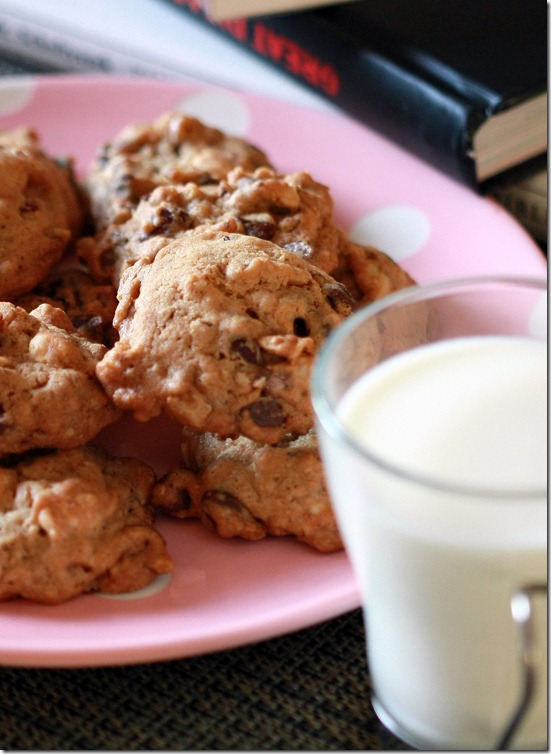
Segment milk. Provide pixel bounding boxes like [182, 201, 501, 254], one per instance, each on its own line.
[339, 336, 547, 492]
[323, 335, 547, 749]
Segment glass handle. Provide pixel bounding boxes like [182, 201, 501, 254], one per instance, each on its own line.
[496, 583, 547, 750]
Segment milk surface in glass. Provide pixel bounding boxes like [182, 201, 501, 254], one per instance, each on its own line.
[331, 335, 547, 749]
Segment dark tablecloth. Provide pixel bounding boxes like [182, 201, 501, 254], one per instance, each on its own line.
[1, 609, 411, 751]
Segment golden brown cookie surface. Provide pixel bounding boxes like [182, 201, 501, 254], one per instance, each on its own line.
[96, 229, 354, 444]
[15, 266, 118, 346]
[78, 166, 340, 285]
[0, 129, 85, 300]
[152, 427, 342, 553]
[0, 302, 120, 455]
[85, 112, 270, 232]
[0, 445, 172, 603]
[332, 234, 416, 307]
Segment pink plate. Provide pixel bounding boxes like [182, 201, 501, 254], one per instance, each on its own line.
[0, 75, 545, 668]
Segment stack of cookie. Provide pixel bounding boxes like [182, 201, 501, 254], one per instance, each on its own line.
[79, 112, 414, 556]
[0, 112, 414, 603]
[0, 128, 172, 603]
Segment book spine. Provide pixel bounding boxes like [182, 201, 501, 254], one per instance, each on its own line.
[165, 0, 479, 189]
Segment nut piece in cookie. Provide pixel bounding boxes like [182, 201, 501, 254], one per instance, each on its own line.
[0, 128, 85, 300]
[96, 229, 355, 444]
[0, 445, 172, 603]
[84, 112, 270, 231]
[0, 302, 121, 456]
[152, 427, 342, 553]
[78, 166, 340, 285]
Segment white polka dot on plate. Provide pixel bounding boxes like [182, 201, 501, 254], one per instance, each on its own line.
[175, 89, 250, 136]
[95, 572, 172, 601]
[349, 204, 430, 260]
[0, 76, 36, 114]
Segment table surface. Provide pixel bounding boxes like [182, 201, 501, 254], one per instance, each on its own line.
[0, 54, 413, 751]
[2, 609, 413, 751]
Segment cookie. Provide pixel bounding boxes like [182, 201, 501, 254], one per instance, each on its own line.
[152, 427, 342, 552]
[84, 112, 270, 231]
[332, 236, 434, 364]
[0, 127, 86, 300]
[78, 166, 340, 284]
[220, 167, 340, 272]
[15, 266, 118, 346]
[96, 229, 355, 444]
[9, 128, 87, 239]
[0, 445, 172, 603]
[0, 302, 121, 456]
[332, 234, 416, 307]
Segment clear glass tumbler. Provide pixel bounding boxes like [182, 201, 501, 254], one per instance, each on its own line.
[312, 276, 547, 750]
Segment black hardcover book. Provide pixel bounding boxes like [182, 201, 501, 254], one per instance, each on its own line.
[166, 0, 547, 190]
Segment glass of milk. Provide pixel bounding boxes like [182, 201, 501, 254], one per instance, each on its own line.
[311, 276, 547, 750]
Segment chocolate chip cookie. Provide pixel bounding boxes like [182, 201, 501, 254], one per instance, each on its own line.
[78, 165, 340, 285]
[332, 234, 416, 307]
[84, 112, 270, 232]
[0, 302, 120, 456]
[15, 266, 118, 346]
[96, 229, 355, 444]
[151, 427, 342, 552]
[0, 128, 85, 300]
[0, 445, 172, 603]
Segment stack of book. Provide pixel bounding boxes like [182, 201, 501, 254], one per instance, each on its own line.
[180, 0, 547, 245]
[0, 0, 545, 244]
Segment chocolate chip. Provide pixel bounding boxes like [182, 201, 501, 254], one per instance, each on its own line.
[293, 317, 310, 337]
[20, 202, 39, 213]
[242, 218, 276, 240]
[145, 206, 191, 238]
[202, 490, 243, 512]
[231, 338, 259, 364]
[245, 399, 284, 427]
[196, 173, 218, 186]
[322, 281, 356, 315]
